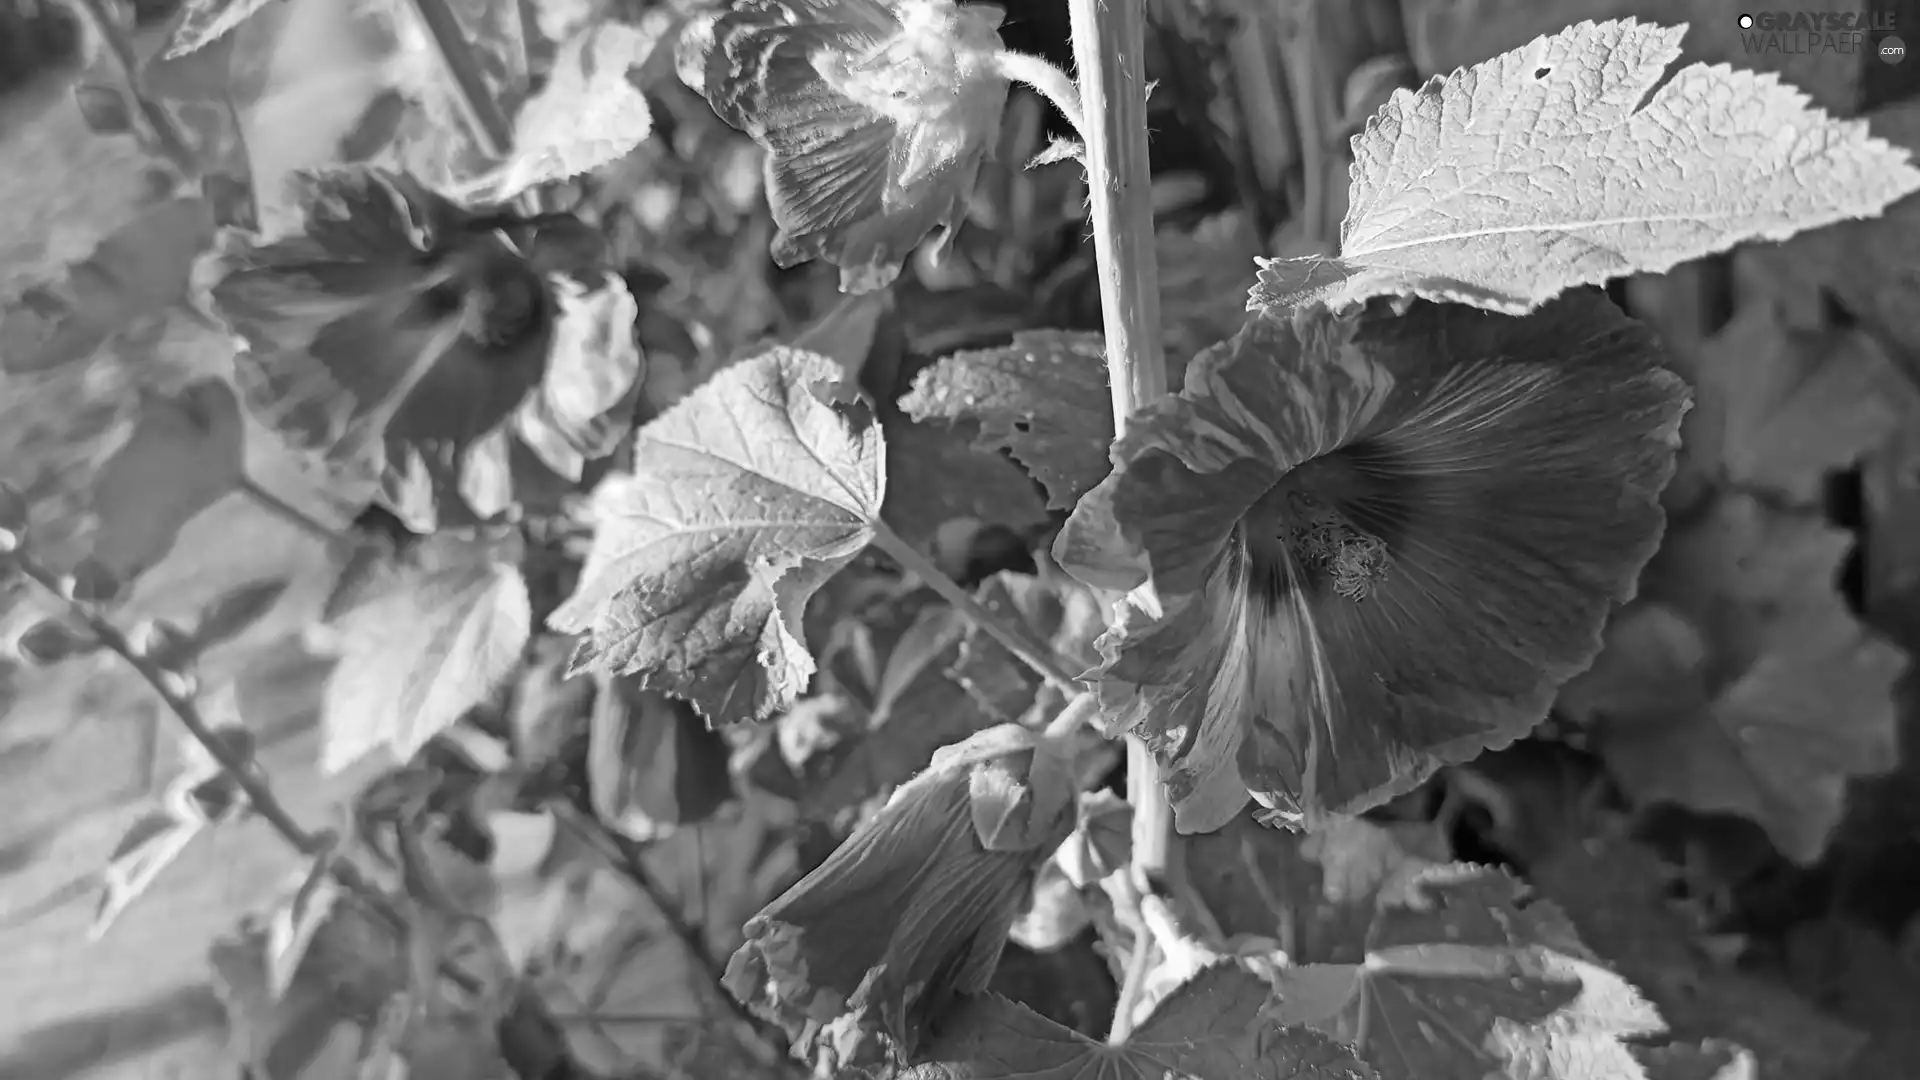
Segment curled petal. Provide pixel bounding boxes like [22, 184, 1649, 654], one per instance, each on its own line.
[1056, 292, 1689, 831]
[724, 724, 1075, 1075]
[690, 0, 1010, 293]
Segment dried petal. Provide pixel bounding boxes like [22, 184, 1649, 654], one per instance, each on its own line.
[690, 0, 1010, 292]
[724, 724, 1075, 1075]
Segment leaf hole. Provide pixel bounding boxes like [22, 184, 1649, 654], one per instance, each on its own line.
[1533, 66, 1552, 80]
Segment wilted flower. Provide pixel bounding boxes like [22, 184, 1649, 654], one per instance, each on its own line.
[724, 723, 1076, 1075]
[1054, 292, 1690, 834]
[204, 168, 642, 529]
[681, 0, 1013, 293]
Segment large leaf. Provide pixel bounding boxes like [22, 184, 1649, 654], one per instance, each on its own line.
[1530, 837, 1865, 1079]
[902, 964, 1378, 1080]
[897, 331, 1115, 510]
[1401, 0, 1867, 115]
[321, 558, 533, 773]
[549, 347, 885, 726]
[1676, 305, 1919, 505]
[1270, 864, 1674, 1080]
[1250, 19, 1920, 316]
[1564, 495, 1907, 862]
[88, 378, 248, 581]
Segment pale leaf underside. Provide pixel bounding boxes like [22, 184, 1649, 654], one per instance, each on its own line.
[1252, 18, 1920, 316]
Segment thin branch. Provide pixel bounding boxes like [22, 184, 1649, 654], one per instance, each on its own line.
[6, 546, 486, 995]
[867, 521, 1083, 693]
[237, 476, 349, 547]
[551, 806, 796, 1073]
[407, 0, 514, 160]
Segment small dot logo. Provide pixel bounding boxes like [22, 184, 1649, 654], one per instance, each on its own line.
[1739, 13, 1753, 28]
[1883, 34, 1907, 63]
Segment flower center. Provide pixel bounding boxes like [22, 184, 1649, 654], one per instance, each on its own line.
[1274, 489, 1391, 602]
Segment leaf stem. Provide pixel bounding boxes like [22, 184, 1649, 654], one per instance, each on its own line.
[406, 0, 514, 160]
[237, 476, 349, 547]
[1066, 0, 1177, 1044]
[552, 806, 794, 1072]
[867, 521, 1082, 693]
[3, 543, 485, 995]
[71, 0, 200, 178]
[992, 49, 1088, 142]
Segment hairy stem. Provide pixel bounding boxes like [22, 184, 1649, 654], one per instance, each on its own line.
[1066, 0, 1175, 1044]
[5, 546, 484, 995]
[406, 0, 514, 160]
[992, 49, 1088, 142]
[868, 521, 1082, 693]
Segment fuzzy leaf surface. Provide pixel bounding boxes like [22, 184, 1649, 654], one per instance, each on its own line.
[549, 347, 884, 726]
[902, 964, 1378, 1079]
[898, 331, 1114, 509]
[321, 559, 533, 774]
[1250, 19, 1920, 316]
[1401, 0, 1865, 115]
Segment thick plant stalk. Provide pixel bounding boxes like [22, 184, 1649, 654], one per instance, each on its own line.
[1066, 0, 1174, 1044]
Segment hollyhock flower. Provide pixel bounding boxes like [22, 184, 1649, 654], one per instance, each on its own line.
[204, 168, 642, 529]
[1053, 291, 1689, 834]
[682, 0, 1013, 294]
[724, 723, 1076, 1076]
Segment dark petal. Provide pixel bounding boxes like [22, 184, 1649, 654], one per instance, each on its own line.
[387, 247, 556, 445]
[725, 727, 1074, 1073]
[1057, 292, 1687, 831]
[727, 772, 1034, 1071]
[1237, 292, 1689, 823]
[288, 168, 466, 262]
